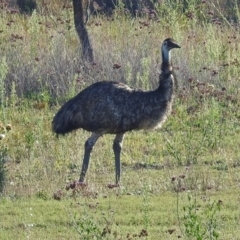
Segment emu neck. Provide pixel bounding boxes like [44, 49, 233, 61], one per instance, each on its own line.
[161, 47, 172, 74]
[157, 48, 174, 100]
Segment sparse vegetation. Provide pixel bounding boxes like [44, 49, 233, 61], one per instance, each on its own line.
[181, 194, 222, 240]
[0, 0, 240, 239]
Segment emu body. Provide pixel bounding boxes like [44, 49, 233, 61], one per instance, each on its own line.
[53, 81, 172, 134]
[52, 38, 180, 185]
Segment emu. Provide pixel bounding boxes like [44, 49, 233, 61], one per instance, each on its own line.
[52, 38, 180, 187]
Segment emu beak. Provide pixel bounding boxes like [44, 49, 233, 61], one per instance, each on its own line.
[171, 42, 181, 49]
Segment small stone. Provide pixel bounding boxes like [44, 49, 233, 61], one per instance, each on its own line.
[0, 134, 6, 140]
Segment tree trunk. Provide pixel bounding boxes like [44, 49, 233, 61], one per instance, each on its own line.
[72, 0, 94, 62]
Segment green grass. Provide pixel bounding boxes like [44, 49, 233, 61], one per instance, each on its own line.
[0, 1, 240, 239]
[0, 190, 240, 239]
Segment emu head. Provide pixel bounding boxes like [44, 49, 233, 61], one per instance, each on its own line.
[161, 38, 181, 63]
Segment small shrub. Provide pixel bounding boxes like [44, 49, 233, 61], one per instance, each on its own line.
[182, 194, 222, 240]
[72, 213, 102, 240]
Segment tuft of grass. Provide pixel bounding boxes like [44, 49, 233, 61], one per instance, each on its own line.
[181, 194, 222, 240]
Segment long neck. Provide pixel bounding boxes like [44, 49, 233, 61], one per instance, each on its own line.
[161, 46, 173, 74]
[157, 47, 175, 100]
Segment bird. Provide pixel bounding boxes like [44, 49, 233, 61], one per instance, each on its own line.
[52, 38, 180, 187]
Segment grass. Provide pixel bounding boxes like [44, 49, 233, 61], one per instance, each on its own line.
[0, 190, 240, 239]
[0, 0, 240, 239]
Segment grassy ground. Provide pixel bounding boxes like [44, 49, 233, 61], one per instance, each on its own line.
[0, 190, 239, 239]
[0, 1, 240, 239]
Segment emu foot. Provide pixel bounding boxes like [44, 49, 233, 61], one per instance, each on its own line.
[66, 181, 87, 191]
[107, 183, 120, 189]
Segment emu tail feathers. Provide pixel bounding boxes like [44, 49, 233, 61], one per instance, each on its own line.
[52, 103, 81, 135]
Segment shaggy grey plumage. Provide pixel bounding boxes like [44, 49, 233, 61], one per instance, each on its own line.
[52, 38, 180, 186]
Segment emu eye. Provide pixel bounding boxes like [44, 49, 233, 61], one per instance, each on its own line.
[163, 41, 167, 46]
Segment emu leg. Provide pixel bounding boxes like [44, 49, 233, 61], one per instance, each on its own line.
[113, 133, 124, 185]
[79, 132, 101, 183]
